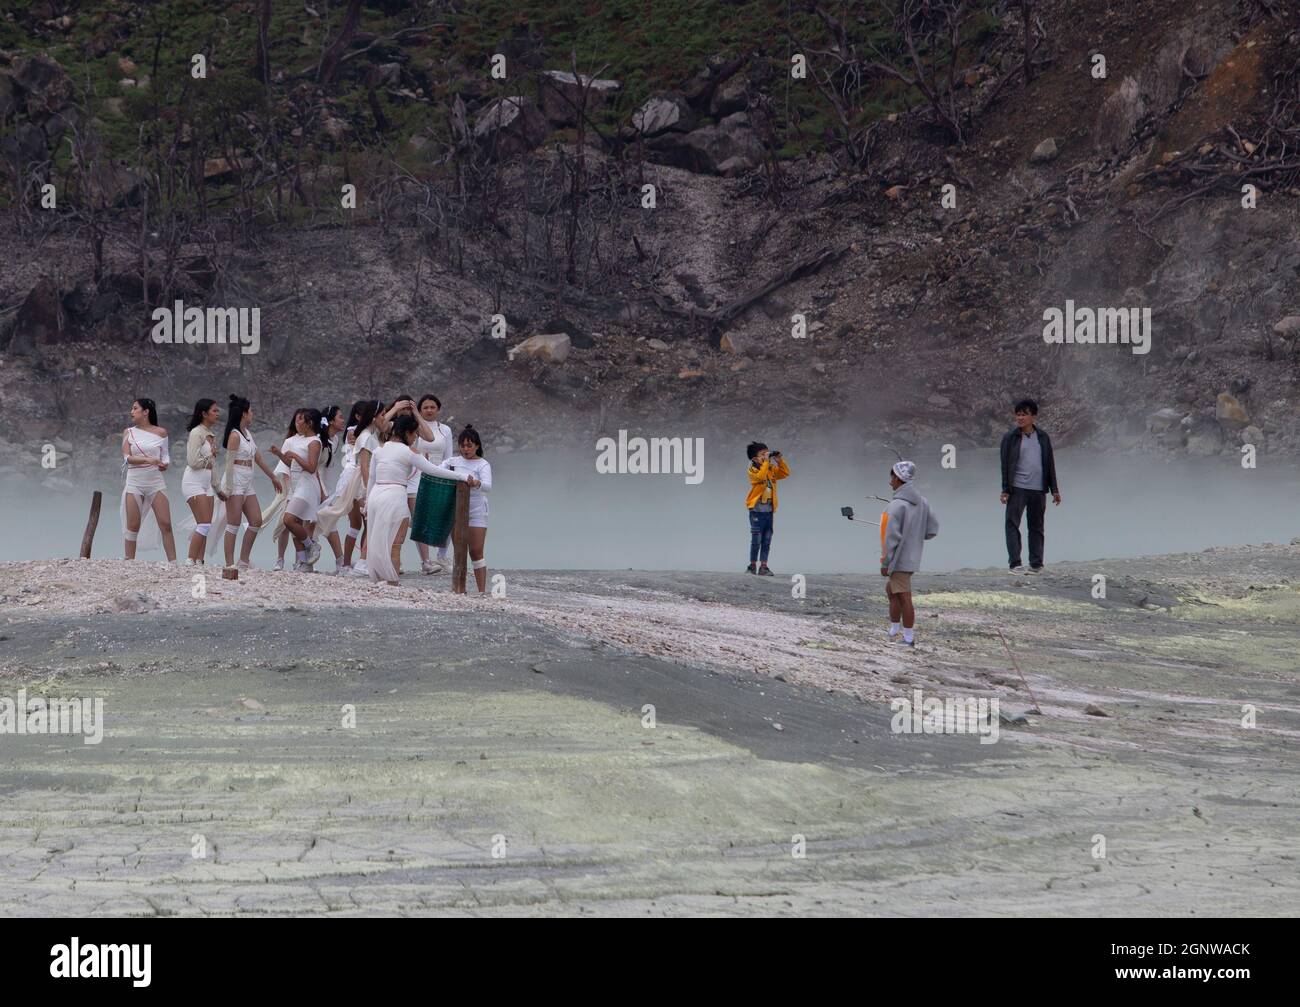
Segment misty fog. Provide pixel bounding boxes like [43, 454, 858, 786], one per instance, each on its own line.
[3, 442, 1294, 574]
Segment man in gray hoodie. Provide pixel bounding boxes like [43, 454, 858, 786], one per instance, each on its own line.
[879, 460, 940, 647]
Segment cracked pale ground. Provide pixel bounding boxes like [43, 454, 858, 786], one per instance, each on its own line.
[0, 549, 1296, 916]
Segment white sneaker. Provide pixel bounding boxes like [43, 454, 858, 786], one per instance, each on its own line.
[421, 559, 443, 575]
[336, 564, 351, 576]
[307, 537, 322, 565]
[1010, 565, 1026, 575]
[1027, 565, 1045, 575]
[273, 557, 284, 572]
[294, 561, 315, 573]
[236, 560, 252, 571]
[349, 560, 369, 577]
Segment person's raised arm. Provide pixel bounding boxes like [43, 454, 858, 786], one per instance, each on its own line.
[409, 451, 470, 483]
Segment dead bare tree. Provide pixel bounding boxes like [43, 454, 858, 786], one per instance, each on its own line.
[317, 0, 364, 85]
[861, 0, 975, 145]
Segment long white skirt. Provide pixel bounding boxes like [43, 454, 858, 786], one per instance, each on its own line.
[262, 482, 291, 541]
[366, 483, 409, 583]
[315, 465, 362, 536]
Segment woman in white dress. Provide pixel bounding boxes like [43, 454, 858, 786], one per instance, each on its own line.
[340, 400, 379, 579]
[365, 407, 478, 585]
[181, 398, 227, 564]
[276, 408, 327, 572]
[312, 404, 349, 572]
[410, 393, 454, 574]
[121, 396, 178, 562]
[316, 400, 366, 573]
[267, 410, 305, 571]
[220, 395, 283, 569]
[446, 424, 493, 593]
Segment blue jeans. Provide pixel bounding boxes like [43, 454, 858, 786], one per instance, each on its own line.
[748, 508, 773, 564]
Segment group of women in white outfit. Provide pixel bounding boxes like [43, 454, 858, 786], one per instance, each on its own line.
[120, 392, 494, 590]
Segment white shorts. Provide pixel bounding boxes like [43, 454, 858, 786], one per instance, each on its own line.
[231, 464, 255, 496]
[468, 496, 488, 529]
[182, 467, 212, 499]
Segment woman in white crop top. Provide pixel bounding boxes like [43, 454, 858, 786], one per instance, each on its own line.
[121, 396, 178, 563]
[220, 395, 283, 569]
[363, 405, 478, 585]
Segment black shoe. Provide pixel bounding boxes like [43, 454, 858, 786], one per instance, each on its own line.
[757, 565, 774, 576]
[746, 563, 757, 574]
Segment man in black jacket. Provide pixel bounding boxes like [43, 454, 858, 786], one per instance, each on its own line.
[999, 399, 1061, 574]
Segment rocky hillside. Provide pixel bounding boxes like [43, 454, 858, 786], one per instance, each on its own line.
[1, 0, 1299, 486]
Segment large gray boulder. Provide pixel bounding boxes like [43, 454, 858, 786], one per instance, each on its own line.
[473, 95, 550, 159]
[538, 70, 620, 126]
[629, 93, 696, 137]
[647, 111, 765, 175]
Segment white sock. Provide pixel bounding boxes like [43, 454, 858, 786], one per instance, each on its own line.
[296, 550, 307, 563]
[437, 548, 448, 559]
[903, 627, 914, 644]
[889, 622, 900, 637]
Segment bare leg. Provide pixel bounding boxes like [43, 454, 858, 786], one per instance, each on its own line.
[284, 513, 310, 553]
[224, 494, 245, 565]
[186, 493, 213, 563]
[153, 494, 177, 562]
[899, 593, 915, 630]
[240, 497, 264, 564]
[344, 503, 363, 565]
[124, 493, 142, 560]
[391, 517, 409, 580]
[468, 527, 487, 594]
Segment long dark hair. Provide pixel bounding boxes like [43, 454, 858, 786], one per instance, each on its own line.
[133, 397, 158, 426]
[319, 405, 340, 466]
[391, 414, 420, 444]
[352, 399, 382, 440]
[457, 424, 483, 458]
[223, 395, 249, 448]
[299, 407, 325, 467]
[284, 408, 304, 438]
[186, 398, 216, 432]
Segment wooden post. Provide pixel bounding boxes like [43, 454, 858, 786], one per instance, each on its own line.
[79, 490, 102, 559]
[452, 481, 469, 594]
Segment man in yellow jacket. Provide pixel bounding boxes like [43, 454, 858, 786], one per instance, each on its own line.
[746, 441, 791, 575]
